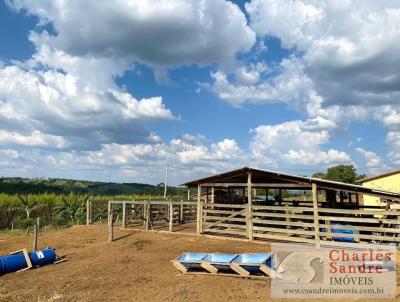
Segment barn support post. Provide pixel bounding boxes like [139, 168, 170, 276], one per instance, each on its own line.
[169, 200, 174, 232]
[122, 200, 126, 228]
[312, 183, 320, 248]
[247, 172, 253, 240]
[108, 201, 113, 242]
[196, 184, 202, 235]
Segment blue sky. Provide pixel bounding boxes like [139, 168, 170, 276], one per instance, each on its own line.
[0, 0, 399, 185]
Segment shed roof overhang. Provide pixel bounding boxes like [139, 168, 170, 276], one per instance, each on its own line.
[182, 167, 400, 201]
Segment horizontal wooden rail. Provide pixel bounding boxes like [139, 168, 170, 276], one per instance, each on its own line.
[319, 231, 400, 242]
[253, 219, 315, 228]
[203, 223, 246, 230]
[253, 226, 315, 236]
[204, 216, 246, 223]
[253, 233, 316, 244]
[318, 208, 400, 216]
[319, 224, 400, 233]
[252, 212, 315, 220]
[252, 205, 314, 212]
[203, 209, 247, 215]
[203, 203, 246, 209]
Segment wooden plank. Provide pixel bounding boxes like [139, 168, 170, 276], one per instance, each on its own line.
[204, 203, 246, 209]
[203, 223, 247, 230]
[197, 184, 201, 235]
[252, 219, 315, 228]
[253, 232, 316, 244]
[320, 216, 391, 224]
[203, 209, 246, 230]
[230, 263, 250, 276]
[204, 209, 247, 215]
[169, 200, 173, 232]
[204, 229, 247, 236]
[171, 260, 188, 273]
[33, 217, 39, 251]
[252, 212, 315, 220]
[201, 261, 218, 274]
[247, 172, 253, 241]
[253, 205, 314, 212]
[180, 199, 184, 222]
[183, 271, 267, 280]
[312, 183, 320, 248]
[122, 201, 126, 229]
[108, 201, 113, 242]
[253, 226, 315, 236]
[318, 208, 400, 216]
[9, 248, 33, 271]
[318, 231, 400, 242]
[204, 216, 247, 223]
[202, 182, 311, 188]
[319, 223, 400, 233]
[260, 264, 277, 278]
[86, 199, 90, 225]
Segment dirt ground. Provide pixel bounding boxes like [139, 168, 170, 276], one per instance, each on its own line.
[0, 225, 399, 302]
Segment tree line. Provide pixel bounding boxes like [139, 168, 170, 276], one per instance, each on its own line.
[0, 165, 367, 230]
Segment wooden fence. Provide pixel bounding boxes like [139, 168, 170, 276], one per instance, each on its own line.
[86, 200, 197, 241]
[200, 202, 400, 246]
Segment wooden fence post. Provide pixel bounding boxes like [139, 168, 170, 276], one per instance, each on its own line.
[312, 183, 320, 248]
[86, 199, 90, 226]
[169, 200, 173, 232]
[108, 201, 113, 242]
[122, 201, 126, 228]
[180, 199, 184, 223]
[33, 217, 39, 251]
[247, 172, 253, 240]
[145, 200, 151, 231]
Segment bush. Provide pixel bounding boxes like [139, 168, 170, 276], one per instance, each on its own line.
[13, 217, 36, 229]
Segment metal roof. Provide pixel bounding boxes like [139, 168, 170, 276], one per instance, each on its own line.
[182, 166, 400, 200]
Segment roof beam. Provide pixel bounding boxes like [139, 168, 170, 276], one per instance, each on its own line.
[201, 182, 312, 188]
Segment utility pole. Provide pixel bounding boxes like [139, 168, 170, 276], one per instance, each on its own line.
[164, 165, 168, 199]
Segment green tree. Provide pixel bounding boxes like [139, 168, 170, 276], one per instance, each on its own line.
[14, 194, 42, 219]
[55, 193, 88, 226]
[313, 165, 366, 184]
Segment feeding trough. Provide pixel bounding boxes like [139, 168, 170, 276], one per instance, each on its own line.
[201, 253, 238, 271]
[175, 253, 208, 269]
[231, 253, 274, 276]
[172, 252, 275, 278]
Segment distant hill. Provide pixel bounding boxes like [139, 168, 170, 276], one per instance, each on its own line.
[0, 177, 183, 195]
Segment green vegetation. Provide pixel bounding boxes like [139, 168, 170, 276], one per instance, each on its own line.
[0, 177, 186, 230]
[312, 164, 366, 184]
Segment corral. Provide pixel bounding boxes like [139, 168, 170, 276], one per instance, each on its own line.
[99, 167, 400, 247]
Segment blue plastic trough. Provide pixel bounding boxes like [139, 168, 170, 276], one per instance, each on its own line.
[331, 223, 360, 243]
[0, 248, 56, 275]
[231, 253, 272, 273]
[175, 253, 208, 269]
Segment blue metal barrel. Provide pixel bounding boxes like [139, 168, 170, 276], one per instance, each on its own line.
[0, 248, 56, 275]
